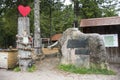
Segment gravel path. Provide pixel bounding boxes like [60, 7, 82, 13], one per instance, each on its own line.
[0, 57, 120, 80]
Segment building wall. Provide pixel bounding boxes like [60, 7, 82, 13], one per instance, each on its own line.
[82, 25, 120, 63]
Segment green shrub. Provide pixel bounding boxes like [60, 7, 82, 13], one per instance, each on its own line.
[13, 67, 21, 72]
[27, 65, 36, 72]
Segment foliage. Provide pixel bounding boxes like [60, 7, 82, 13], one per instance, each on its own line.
[101, 0, 118, 17]
[13, 65, 36, 72]
[0, 0, 119, 48]
[40, 0, 73, 37]
[27, 65, 36, 72]
[13, 66, 21, 72]
[71, 0, 118, 18]
[0, 8, 17, 48]
[58, 64, 116, 75]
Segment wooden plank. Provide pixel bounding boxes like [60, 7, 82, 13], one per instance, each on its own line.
[8, 51, 17, 68]
[0, 52, 8, 68]
[0, 51, 17, 69]
[80, 16, 120, 27]
[107, 47, 120, 63]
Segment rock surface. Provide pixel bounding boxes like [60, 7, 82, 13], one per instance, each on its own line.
[58, 28, 108, 69]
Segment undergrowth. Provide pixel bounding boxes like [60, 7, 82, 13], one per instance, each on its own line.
[58, 64, 116, 75]
[13, 66, 21, 72]
[27, 65, 36, 72]
[13, 65, 36, 72]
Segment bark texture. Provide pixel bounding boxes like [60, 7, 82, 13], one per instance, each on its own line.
[17, 17, 33, 71]
[34, 0, 42, 55]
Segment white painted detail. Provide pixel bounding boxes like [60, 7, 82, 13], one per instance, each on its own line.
[0, 53, 8, 68]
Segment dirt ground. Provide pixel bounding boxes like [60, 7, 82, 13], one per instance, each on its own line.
[0, 57, 120, 80]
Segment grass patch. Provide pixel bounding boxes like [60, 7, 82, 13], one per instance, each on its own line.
[58, 64, 116, 75]
[13, 65, 36, 72]
[13, 66, 21, 72]
[27, 65, 36, 72]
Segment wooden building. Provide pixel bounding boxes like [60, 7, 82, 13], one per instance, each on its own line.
[80, 16, 120, 63]
[41, 34, 62, 48]
[51, 34, 62, 41]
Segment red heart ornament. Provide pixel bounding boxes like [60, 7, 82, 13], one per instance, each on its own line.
[18, 5, 31, 17]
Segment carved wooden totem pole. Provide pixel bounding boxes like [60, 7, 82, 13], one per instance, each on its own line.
[16, 5, 32, 71]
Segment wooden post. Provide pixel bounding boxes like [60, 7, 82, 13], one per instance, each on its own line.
[34, 0, 42, 56]
[16, 17, 33, 71]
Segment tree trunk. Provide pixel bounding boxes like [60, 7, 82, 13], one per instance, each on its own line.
[74, 0, 79, 28]
[34, 0, 42, 55]
[17, 17, 32, 71]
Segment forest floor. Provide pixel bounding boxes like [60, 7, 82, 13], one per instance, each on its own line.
[0, 56, 120, 80]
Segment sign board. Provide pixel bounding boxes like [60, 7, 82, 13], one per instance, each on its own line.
[75, 48, 89, 55]
[67, 39, 88, 48]
[101, 34, 118, 47]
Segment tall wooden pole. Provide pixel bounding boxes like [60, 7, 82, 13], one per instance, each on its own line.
[34, 0, 42, 55]
[17, 17, 32, 71]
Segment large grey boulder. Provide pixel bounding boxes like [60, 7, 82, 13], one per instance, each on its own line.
[58, 28, 108, 69]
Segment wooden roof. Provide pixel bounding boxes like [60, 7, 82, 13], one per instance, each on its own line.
[51, 34, 62, 41]
[80, 16, 120, 27]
